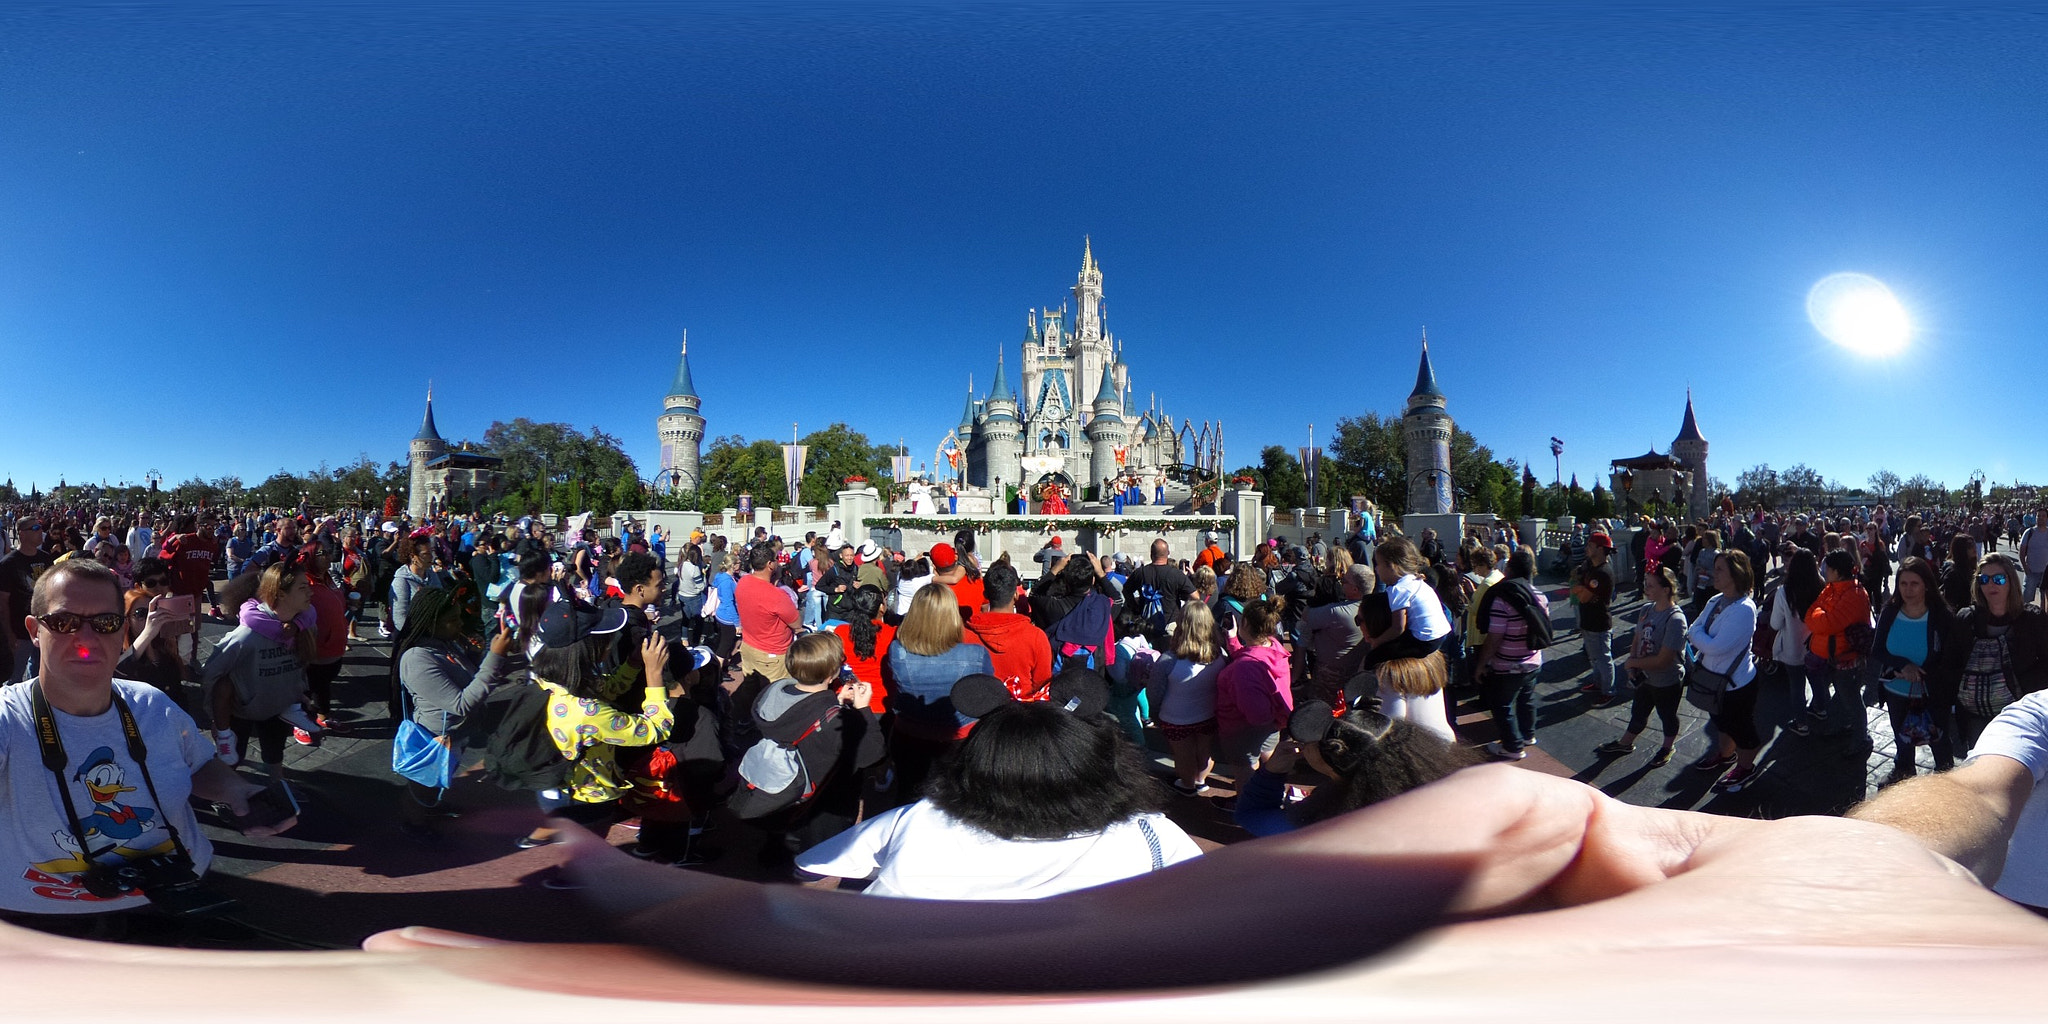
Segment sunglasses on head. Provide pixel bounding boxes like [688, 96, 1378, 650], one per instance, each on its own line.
[1980, 573, 2010, 587]
[38, 611, 126, 635]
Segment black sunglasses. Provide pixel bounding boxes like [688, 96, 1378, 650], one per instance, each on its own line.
[38, 611, 126, 635]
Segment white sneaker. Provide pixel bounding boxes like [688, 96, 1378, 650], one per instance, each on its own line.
[214, 730, 241, 766]
[279, 705, 322, 735]
[378, 624, 393, 639]
[1482, 740, 1528, 761]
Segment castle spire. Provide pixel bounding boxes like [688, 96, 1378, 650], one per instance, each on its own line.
[413, 385, 443, 442]
[1675, 388, 1706, 443]
[666, 332, 699, 400]
[1409, 330, 1445, 401]
[989, 349, 1014, 402]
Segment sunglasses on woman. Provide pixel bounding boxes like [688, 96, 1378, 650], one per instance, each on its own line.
[37, 611, 127, 635]
[1980, 573, 2010, 587]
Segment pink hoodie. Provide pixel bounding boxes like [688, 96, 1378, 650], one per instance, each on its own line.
[1215, 637, 1294, 737]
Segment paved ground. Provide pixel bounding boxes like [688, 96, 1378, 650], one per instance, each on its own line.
[109, 551, 1956, 950]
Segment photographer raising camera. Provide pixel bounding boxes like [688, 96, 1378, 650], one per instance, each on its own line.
[0, 560, 287, 932]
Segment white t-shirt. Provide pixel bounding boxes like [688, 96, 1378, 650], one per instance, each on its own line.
[1385, 574, 1451, 642]
[797, 799, 1201, 900]
[0, 680, 216, 914]
[1969, 691, 2048, 907]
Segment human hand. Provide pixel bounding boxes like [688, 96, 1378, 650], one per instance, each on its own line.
[841, 680, 872, 709]
[1900, 664, 1923, 684]
[349, 765, 2048, 1012]
[489, 625, 515, 657]
[640, 633, 668, 682]
[1261, 737, 1302, 775]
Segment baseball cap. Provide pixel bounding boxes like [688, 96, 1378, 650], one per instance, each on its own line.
[930, 543, 958, 570]
[1588, 531, 1614, 549]
[536, 597, 627, 650]
[381, 522, 400, 534]
[1049, 537, 1063, 547]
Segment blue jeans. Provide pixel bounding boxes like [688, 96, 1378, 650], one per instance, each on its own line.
[1583, 629, 1614, 695]
[801, 589, 825, 630]
[1486, 669, 1538, 751]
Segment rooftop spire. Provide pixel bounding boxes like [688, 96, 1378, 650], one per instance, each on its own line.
[1675, 388, 1707, 443]
[413, 384, 443, 442]
[989, 349, 1014, 402]
[1409, 330, 1445, 401]
[666, 331, 699, 400]
[1083, 235, 1095, 275]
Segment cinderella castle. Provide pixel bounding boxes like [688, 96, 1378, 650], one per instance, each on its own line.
[947, 240, 1208, 498]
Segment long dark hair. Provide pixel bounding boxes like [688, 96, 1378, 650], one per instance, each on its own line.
[1293, 712, 1481, 827]
[397, 586, 460, 659]
[843, 586, 884, 659]
[1783, 549, 1824, 616]
[924, 703, 1160, 841]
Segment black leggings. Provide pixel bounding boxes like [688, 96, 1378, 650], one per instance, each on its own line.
[1711, 682, 1762, 750]
[306, 660, 342, 714]
[229, 715, 289, 765]
[1363, 632, 1446, 670]
[711, 619, 739, 661]
[1626, 683, 1683, 740]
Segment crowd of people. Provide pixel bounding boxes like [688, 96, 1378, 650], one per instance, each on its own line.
[9, 492, 2048, 961]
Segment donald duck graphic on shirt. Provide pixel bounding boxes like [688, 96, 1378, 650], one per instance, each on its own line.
[25, 746, 177, 903]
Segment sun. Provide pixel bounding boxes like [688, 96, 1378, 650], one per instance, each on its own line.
[1806, 273, 1911, 357]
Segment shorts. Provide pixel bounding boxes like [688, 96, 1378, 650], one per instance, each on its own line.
[1160, 718, 1217, 742]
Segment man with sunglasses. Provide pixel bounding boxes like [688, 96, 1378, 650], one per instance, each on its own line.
[0, 520, 55, 685]
[0, 560, 284, 923]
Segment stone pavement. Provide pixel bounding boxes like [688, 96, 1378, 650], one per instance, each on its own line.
[144, 557, 1944, 950]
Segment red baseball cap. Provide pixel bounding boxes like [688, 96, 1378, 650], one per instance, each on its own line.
[930, 543, 958, 569]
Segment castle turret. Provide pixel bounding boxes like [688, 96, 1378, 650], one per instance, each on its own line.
[1086, 361, 1128, 489]
[1670, 391, 1710, 523]
[657, 333, 706, 491]
[982, 351, 1023, 493]
[1402, 334, 1454, 514]
[409, 386, 447, 518]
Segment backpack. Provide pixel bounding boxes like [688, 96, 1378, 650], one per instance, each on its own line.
[1052, 641, 1102, 673]
[1132, 579, 1169, 635]
[1482, 578, 1554, 650]
[482, 683, 573, 792]
[727, 699, 843, 822]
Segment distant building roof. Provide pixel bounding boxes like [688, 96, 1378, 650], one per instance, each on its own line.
[1674, 393, 1706, 443]
[424, 451, 503, 469]
[1611, 450, 1684, 470]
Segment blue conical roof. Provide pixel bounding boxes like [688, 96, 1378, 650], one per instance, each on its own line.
[1675, 393, 1706, 443]
[667, 344, 698, 400]
[413, 395, 443, 441]
[1410, 341, 1444, 401]
[1093, 364, 1123, 410]
[989, 353, 1014, 402]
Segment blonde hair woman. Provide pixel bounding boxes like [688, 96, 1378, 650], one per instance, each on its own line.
[884, 583, 995, 798]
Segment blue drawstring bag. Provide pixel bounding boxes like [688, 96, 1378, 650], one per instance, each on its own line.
[392, 686, 453, 790]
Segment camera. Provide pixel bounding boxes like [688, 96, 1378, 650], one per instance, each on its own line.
[81, 850, 237, 918]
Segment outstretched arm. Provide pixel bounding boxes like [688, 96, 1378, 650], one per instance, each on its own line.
[1850, 755, 2034, 883]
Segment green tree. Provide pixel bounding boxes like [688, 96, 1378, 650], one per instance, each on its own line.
[1325, 413, 1406, 515]
[482, 419, 638, 497]
[796, 424, 890, 508]
[699, 435, 788, 511]
[610, 471, 644, 515]
[1258, 446, 1308, 510]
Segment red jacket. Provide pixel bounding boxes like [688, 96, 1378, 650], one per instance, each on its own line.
[964, 612, 1054, 700]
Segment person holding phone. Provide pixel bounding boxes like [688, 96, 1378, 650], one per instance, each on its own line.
[118, 562, 194, 706]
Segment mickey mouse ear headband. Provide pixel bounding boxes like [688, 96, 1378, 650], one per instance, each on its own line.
[951, 674, 1013, 719]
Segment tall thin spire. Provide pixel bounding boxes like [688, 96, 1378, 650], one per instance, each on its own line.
[666, 331, 699, 400]
[1675, 388, 1706, 443]
[1083, 235, 1094, 274]
[989, 349, 1014, 402]
[414, 384, 443, 442]
[1409, 329, 1444, 401]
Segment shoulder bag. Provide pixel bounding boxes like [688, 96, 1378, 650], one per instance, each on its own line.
[1684, 597, 1736, 714]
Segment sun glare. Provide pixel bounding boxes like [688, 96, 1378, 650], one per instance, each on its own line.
[1806, 272, 1910, 357]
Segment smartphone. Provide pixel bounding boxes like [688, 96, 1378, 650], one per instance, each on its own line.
[232, 780, 300, 833]
[161, 594, 195, 618]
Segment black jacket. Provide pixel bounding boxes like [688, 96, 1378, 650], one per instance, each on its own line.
[1931, 605, 2048, 710]
[1870, 601, 1954, 677]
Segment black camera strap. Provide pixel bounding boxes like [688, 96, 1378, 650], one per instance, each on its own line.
[30, 682, 195, 876]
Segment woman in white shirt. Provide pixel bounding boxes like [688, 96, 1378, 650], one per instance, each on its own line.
[1687, 550, 1762, 793]
[798, 678, 1200, 899]
[1149, 601, 1226, 796]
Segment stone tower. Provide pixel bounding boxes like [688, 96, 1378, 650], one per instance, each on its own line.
[1085, 361, 1127, 490]
[657, 334, 706, 491]
[1671, 391, 1710, 523]
[1402, 336, 1454, 514]
[982, 351, 1023, 494]
[408, 386, 447, 519]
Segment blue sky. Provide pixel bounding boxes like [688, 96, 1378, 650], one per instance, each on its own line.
[4, 3, 2045, 495]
